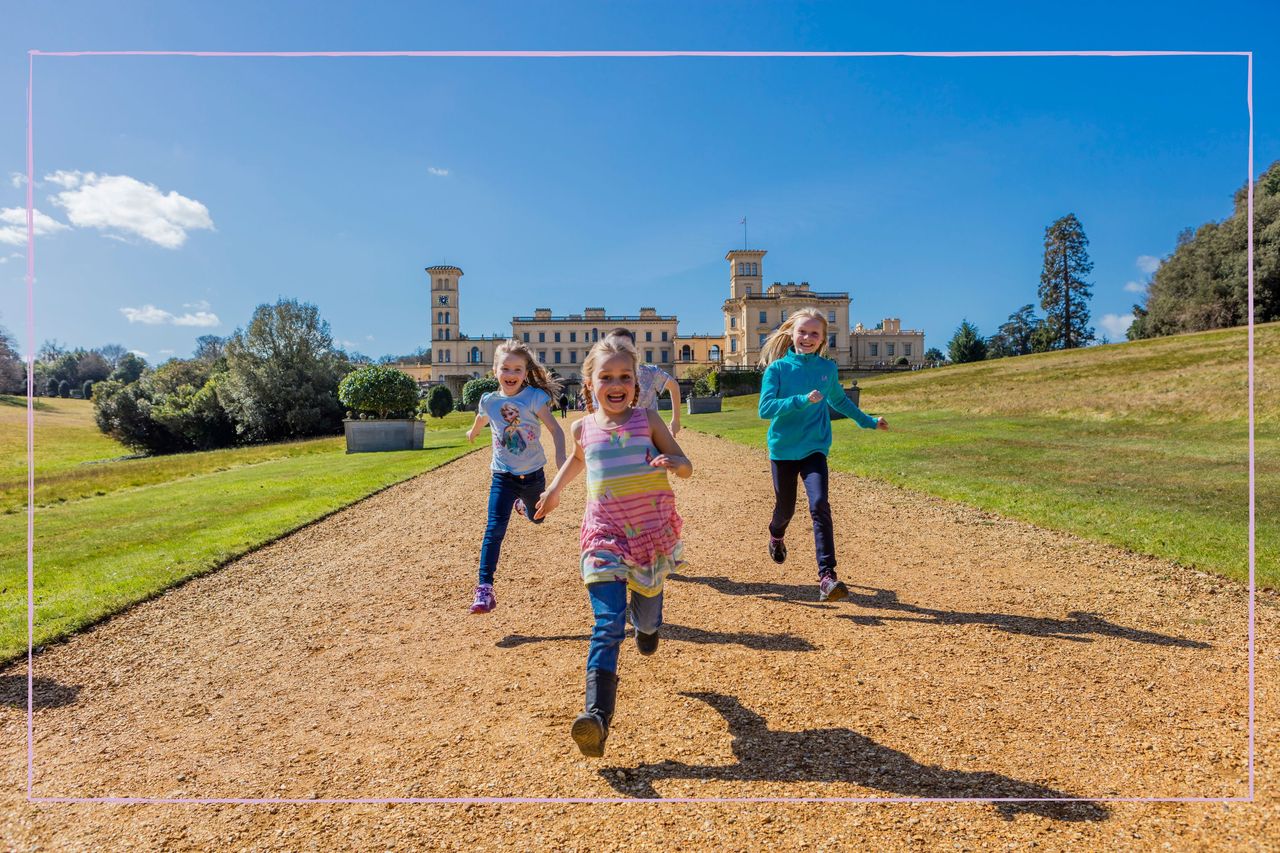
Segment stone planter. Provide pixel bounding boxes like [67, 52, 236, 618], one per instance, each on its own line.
[343, 418, 425, 453]
[828, 385, 861, 421]
[657, 397, 672, 411]
[687, 396, 722, 414]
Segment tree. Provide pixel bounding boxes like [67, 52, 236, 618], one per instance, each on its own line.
[110, 352, 147, 384]
[1038, 214, 1095, 349]
[219, 299, 351, 442]
[0, 326, 24, 394]
[998, 305, 1043, 356]
[947, 320, 987, 364]
[924, 347, 945, 364]
[57, 379, 70, 398]
[338, 364, 419, 419]
[44, 377, 58, 397]
[82, 380, 94, 400]
[461, 377, 500, 409]
[192, 335, 226, 363]
[425, 384, 454, 418]
[98, 343, 128, 368]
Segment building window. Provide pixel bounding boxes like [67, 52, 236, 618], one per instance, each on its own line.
[436, 311, 443, 324]
[887, 343, 895, 356]
[780, 309, 787, 322]
[737, 262, 744, 275]
[444, 329, 450, 340]
[555, 332, 561, 343]
[710, 345, 721, 362]
[522, 332, 529, 343]
[539, 332, 545, 343]
[730, 339, 738, 353]
[904, 343, 912, 356]
[869, 343, 878, 356]
[730, 317, 737, 329]
[539, 350, 547, 362]
[445, 312, 450, 324]
[592, 328, 599, 341]
[829, 334, 837, 348]
[759, 334, 767, 347]
[645, 349, 654, 363]
[681, 345, 692, 361]
[661, 331, 668, 341]
[746, 286, 752, 296]
[471, 346, 481, 363]
[828, 311, 836, 323]
[645, 331, 652, 342]
[554, 351, 562, 364]
[660, 349, 669, 363]
[759, 311, 767, 324]
[570, 351, 577, 363]
[444, 350, 450, 362]
[751, 262, 758, 275]
[570, 331, 576, 342]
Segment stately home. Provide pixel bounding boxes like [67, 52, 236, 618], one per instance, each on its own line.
[408, 249, 924, 394]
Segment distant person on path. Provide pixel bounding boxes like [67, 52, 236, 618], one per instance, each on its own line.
[464, 339, 566, 614]
[604, 327, 681, 435]
[559, 393, 569, 419]
[757, 307, 888, 602]
[535, 335, 692, 758]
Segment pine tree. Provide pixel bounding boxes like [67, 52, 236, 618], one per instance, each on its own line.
[947, 320, 987, 364]
[1038, 214, 1095, 349]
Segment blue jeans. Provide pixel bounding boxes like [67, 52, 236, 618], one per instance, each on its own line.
[478, 469, 546, 585]
[769, 452, 837, 577]
[586, 581, 664, 673]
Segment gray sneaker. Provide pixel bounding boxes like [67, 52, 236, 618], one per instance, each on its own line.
[818, 574, 848, 602]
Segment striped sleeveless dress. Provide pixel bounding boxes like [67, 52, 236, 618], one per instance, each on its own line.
[579, 407, 685, 595]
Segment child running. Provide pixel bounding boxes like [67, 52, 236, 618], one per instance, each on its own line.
[465, 338, 566, 614]
[534, 335, 692, 757]
[605, 327, 681, 434]
[758, 307, 888, 602]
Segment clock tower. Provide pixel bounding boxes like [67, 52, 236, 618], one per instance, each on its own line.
[427, 265, 462, 367]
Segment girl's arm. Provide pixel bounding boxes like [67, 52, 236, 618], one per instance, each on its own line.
[757, 363, 809, 419]
[534, 403, 568, 468]
[466, 413, 490, 443]
[535, 419, 587, 518]
[823, 372, 885, 429]
[664, 376, 682, 435]
[645, 408, 692, 478]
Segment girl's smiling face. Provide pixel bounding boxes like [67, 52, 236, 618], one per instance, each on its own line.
[591, 353, 637, 415]
[497, 353, 529, 394]
[792, 316, 825, 354]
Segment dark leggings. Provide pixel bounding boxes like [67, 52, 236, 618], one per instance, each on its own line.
[769, 452, 836, 578]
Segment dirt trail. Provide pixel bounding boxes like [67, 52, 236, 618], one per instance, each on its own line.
[1, 425, 1274, 850]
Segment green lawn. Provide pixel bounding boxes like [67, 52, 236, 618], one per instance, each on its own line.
[686, 323, 1278, 588]
[1, 400, 476, 662]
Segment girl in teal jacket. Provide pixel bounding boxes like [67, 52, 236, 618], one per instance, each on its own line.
[757, 307, 888, 601]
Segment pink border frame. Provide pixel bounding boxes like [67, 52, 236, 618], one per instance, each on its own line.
[23, 49, 1256, 807]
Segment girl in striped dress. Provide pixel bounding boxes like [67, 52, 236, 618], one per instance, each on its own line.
[535, 335, 692, 757]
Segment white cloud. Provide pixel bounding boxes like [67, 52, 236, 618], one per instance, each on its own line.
[1136, 255, 1160, 274]
[1099, 312, 1134, 341]
[1123, 280, 1146, 294]
[183, 299, 211, 311]
[428, 167, 450, 177]
[0, 206, 70, 246]
[0, 252, 23, 264]
[45, 170, 214, 249]
[129, 349, 148, 358]
[9, 173, 26, 189]
[120, 303, 220, 327]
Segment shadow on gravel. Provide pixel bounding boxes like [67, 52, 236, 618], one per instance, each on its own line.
[497, 623, 816, 652]
[0, 675, 82, 709]
[602, 691, 1110, 821]
[842, 586, 1210, 648]
[668, 574, 837, 609]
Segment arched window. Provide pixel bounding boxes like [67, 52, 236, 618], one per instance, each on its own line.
[752, 262, 758, 275]
[709, 345, 721, 362]
[445, 311, 451, 324]
[681, 345, 692, 361]
[470, 346, 481, 363]
[444, 328, 450, 340]
[592, 328, 599, 342]
[437, 311, 443, 324]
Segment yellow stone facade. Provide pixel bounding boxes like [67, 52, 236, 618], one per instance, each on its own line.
[408, 249, 924, 391]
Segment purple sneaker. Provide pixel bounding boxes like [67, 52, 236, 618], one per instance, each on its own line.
[818, 574, 848, 603]
[469, 583, 496, 614]
[768, 536, 787, 564]
[513, 498, 528, 520]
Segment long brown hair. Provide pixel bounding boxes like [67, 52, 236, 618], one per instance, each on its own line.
[493, 338, 562, 398]
[757, 307, 829, 367]
[581, 336, 640, 414]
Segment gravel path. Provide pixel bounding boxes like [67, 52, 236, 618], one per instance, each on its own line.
[1, 425, 1273, 850]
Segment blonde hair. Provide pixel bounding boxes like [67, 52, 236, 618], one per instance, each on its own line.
[757, 307, 829, 367]
[493, 338, 563, 399]
[581, 336, 640, 414]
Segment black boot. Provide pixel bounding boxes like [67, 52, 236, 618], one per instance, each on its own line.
[571, 669, 618, 758]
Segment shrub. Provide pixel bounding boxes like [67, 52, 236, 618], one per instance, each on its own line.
[57, 379, 71, 398]
[338, 364, 420, 419]
[424, 384, 454, 418]
[45, 377, 58, 397]
[82, 380, 94, 399]
[715, 368, 764, 397]
[895, 356, 909, 366]
[461, 376, 500, 409]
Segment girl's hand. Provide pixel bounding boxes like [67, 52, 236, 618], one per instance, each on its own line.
[555, 452, 567, 470]
[466, 426, 480, 443]
[650, 454, 691, 476]
[534, 489, 559, 520]
[876, 417, 889, 431]
[807, 389, 824, 404]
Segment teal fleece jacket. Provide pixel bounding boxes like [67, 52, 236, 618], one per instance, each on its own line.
[758, 349, 879, 460]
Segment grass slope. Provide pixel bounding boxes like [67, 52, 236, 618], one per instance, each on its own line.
[686, 323, 1277, 587]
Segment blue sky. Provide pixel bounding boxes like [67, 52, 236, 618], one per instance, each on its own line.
[3, 1, 1276, 363]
